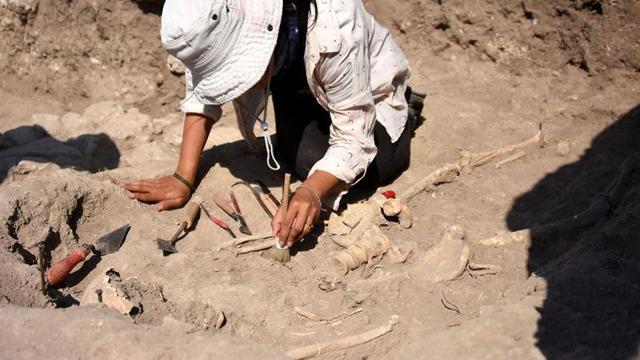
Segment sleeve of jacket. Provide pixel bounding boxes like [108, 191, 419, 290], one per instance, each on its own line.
[307, 21, 377, 186]
[180, 68, 223, 122]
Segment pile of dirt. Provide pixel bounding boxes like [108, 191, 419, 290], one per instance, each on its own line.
[0, 303, 283, 359]
[0, 0, 182, 118]
[0, 98, 187, 307]
[1, 0, 638, 123]
[375, 0, 640, 74]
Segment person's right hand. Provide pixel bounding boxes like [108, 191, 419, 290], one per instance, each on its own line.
[121, 175, 191, 211]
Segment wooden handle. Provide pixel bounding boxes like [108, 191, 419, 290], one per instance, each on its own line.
[259, 193, 277, 218]
[211, 192, 236, 217]
[209, 215, 230, 230]
[267, 192, 281, 207]
[229, 191, 242, 215]
[45, 246, 91, 287]
[181, 202, 200, 229]
[281, 173, 292, 224]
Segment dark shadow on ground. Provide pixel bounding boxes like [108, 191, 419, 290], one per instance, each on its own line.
[133, 0, 164, 15]
[198, 131, 413, 211]
[0, 125, 120, 183]
[506, 105, 640, 359]
[199, 138, 282, 189]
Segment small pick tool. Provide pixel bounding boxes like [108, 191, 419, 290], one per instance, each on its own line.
[156, 201, 200, 255]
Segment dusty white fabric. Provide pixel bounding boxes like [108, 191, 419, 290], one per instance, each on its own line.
[161, 0, 282, 105]
[180, 0, 410, 206]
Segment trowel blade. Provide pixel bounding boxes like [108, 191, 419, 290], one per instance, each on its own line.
[94, 224, 131, 255]
[156, 239, 177, 255]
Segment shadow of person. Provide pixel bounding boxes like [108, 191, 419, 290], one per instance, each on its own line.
[198, 137, 282, 188]
[0, 125, 120, 183]
[506, 105, 640, 359]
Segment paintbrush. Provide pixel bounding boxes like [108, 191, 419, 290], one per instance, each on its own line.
[271, 172, 291, 263]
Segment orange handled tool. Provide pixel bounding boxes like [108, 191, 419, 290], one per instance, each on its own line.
[211, 192, 251, 235]
[46, 224, 130, 287]
[200, 203, 236, 239]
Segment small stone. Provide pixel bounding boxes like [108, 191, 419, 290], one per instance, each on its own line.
[481, 42, 500, 62]
[167, 55, 185, 76]
[1, 0, 39, 17]
[10, 160, 57, 175]
[155, 73, 165, 87]
[556, 141, 571, 157]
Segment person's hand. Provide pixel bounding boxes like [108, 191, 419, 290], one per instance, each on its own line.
[272, 186, 321, 248]
[121, 175, 191, 211]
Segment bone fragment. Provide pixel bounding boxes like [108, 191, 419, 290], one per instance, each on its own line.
[385, 245, 412, 264]
[332, 226, 391, 275]
[285, 315, 399, 359]
[235, 240, 274, 255]
[459, 127, 543, 169]
[468, 262, 503, 277]
[336, 127, 546, 270]
[381, 199, 403, 217]
[293, 307, 364, 324]
[495, 150, 526, 168]
[81, 271, 137, 315]
[341, 203, 368, 229]
[218, 232, 273, 250]
[401, 126, 543, 201]
[401, 163, 462, 201]
[397, 204, 413, 228]
[327, 212, 352, 236]
[421, 225, 470, 282]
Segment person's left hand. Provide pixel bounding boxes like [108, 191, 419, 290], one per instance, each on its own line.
[272, 187, 321, 248]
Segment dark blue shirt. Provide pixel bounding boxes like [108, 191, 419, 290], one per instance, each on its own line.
[272, 1, 300, 83]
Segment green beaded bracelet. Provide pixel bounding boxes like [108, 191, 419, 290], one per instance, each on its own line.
[173, 172, 195, 193]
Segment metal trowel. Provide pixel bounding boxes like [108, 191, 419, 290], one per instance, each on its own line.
[156, 201, 200, 255]
[46, 224, 131, 287]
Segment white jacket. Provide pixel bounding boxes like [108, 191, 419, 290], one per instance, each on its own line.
[182, 0, 410, 188]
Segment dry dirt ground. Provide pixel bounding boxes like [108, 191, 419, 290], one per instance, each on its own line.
[1, 0, 639, 359]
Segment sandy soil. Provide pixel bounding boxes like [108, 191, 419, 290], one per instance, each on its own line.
[1, 0, 639, 359]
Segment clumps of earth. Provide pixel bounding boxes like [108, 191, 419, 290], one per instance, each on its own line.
[0, 100, 184, 308]
[83, 269, 226, 330]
